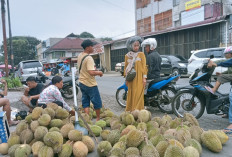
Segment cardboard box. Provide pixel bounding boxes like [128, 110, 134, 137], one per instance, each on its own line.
[0, 111, 10, 143]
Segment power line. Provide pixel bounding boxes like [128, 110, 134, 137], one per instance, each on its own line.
[111, 29, 135, 39]
[101, 0, 133, 14]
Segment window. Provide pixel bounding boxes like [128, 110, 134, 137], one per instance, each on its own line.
[155, 10, 172, 31]
[162, 57, 169, 63]
[23, 61, 42, 69]
[194, 51, 208, 58]
[207, 49, 225, 58]
[136, 0, 151, 9]
[173, 0, 180, 6]
[168, 56, 181, 62]
[52, 52, 64, 59]
[72, 52, 77, 57]
[137, 17, 151, 34]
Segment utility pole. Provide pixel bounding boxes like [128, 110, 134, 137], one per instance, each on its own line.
[1, 0, 9, 77]
[7, 0, 14, 73]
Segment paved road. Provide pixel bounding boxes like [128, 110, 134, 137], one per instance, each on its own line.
[1, 72, 232, 157]
[95, 72, 232, 157]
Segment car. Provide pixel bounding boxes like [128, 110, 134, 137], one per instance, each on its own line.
[115, 63, 122, 72]
[160, 55, 188, 76]
[187, 47, 227, 75]
[15, 60, 43, 83]
[120, 62, 125, 76]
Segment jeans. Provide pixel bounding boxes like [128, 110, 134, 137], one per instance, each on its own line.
[229, 87, 232, 123]
[79, 83, 102, 109]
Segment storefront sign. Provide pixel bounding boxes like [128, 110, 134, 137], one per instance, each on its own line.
[181, 6, 204, 26]
[185, 0, 201, 11]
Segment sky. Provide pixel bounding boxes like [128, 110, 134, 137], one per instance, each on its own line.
[0, 0, 135, 43]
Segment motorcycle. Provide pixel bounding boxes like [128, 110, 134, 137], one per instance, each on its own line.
[46, 76, 79, 99]
[171, 56, 230, 119]
[36, 68, 48, 83]
[60, 76, 79, 99]
[116, 72, 180, 113]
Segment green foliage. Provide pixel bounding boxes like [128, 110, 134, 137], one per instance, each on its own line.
[66, 33, 80, 38]
[0, 76, 22, 89]
[100, 37, 112, 42]
[79, 32, 95, 38]
[1, 36, 41, 65]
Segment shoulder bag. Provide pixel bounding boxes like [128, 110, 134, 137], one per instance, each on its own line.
[125, 58, 136, 81]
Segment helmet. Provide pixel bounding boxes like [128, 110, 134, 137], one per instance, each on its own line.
[224, 46, 232, 54]
[141, 38, 157, 50]
[126, 36, 143, 51]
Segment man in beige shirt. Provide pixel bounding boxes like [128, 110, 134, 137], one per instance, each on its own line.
[77, 39, 103, 121]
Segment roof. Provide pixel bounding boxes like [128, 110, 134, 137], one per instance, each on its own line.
[51, 37, 84, 50]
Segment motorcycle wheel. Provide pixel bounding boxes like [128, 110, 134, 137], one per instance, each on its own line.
[116, 88, 127, 108]
[158, 87, 176, 114]
[62, 86, 78, 99]
[171, 90, 205, 119]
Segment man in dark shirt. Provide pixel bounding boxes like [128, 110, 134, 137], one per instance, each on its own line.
[142, 38, 162, 79]
[21, 76, 44, 111]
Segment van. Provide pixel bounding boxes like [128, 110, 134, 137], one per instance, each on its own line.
[15, 60, 43, 83]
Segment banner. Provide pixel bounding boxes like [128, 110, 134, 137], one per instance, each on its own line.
[185, 0, 201, 11]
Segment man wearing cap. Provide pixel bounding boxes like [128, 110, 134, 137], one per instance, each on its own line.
[77, 39, 103, 121]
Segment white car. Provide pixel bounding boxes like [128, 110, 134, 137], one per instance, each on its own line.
[15, 60, 43, 83]
[187, 47, 228, 75]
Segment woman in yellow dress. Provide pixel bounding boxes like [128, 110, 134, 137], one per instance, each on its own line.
[124, 36, 147, 111]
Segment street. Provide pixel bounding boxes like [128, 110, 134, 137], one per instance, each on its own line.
[2, 72, 232, 157]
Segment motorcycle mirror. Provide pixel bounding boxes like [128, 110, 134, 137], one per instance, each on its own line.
[210, 55, 214, 59]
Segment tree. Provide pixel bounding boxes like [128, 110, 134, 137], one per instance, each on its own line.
[66, 33, 80, 38]
[1, 36, 41, 65]
[79, 32, 95, 38]
[100, 37, 112, 42]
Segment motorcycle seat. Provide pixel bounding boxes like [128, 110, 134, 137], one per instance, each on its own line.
[148, 76, 171, 88]
[149, 76, 171, 84]
[62, 76, 78, 83]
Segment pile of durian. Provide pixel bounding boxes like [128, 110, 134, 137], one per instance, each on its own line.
[0, 103, 229, 157]
[87, 107, 229, 157]
[0, 103, 96, 157]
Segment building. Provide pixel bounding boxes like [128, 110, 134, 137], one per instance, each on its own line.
[136, 0, 232, 58]
[36, 37, 104, 70]
[104, 0, 232, 72]
[36, 38, 63, 62]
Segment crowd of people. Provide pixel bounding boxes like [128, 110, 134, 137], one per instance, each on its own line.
[43, 61, 70, 77]
[1, 38, 232, 134]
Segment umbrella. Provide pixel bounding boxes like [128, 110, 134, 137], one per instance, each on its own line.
[0, 64, 13, 69]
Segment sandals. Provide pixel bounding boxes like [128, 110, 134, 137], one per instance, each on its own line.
[222, 114, 228, 118]
[223, 128, 232, 134]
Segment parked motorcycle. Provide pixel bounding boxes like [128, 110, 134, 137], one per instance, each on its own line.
[60, 76, 79, 99]
[46, 76, 79, 99]
[171, 57, 230, 119]
[116, 72, 180, 113]
[36, 68, 48, 83]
